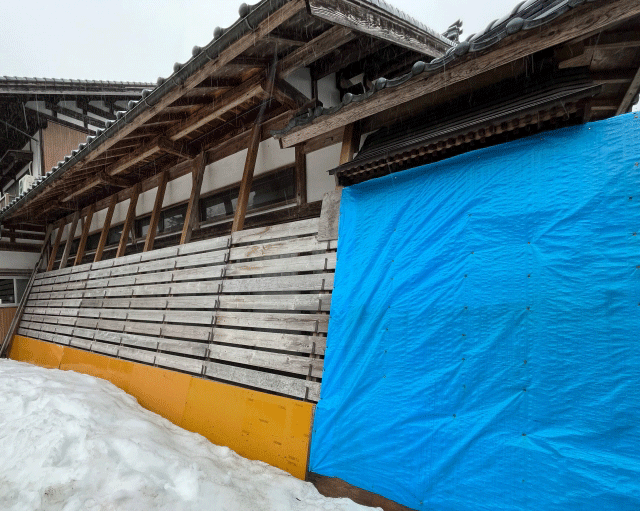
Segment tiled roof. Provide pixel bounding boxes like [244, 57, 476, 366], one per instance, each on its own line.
[272, 0, 601, 138]
[0, 0, 444, 222]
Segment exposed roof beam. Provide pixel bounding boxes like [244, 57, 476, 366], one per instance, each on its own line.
[272, 78, 311, 109]
[43, 101, 107, 129]
[617, 65, 640, 114]
[78, 0, 304, 169]
[157, 137, 200, 159]
[591, 70, 637, 84]
[278, 0, 640, 148]
[278, 26, 356, 79]
[585, 31, 640, 50]
[98, 172, 133, 188]
[164, 77, 268, 141]
[230, 56, 271, 68]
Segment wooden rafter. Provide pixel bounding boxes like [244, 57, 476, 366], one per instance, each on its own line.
[143, 170, 168, 252]
[74, 204, 95, 266]
[94, 195, 117, 263]
[81, 0, 304, 168]
[116, 183, 140, 258]
[616, 65, 640, 115]
[277, 26, 356, 79]
[278, 0, 640, 148]
[180, 153, 207, 245]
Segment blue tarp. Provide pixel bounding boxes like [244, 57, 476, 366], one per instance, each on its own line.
[310, 113, 640, 510]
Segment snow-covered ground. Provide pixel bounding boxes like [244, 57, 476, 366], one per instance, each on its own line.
[0, 360, 376, 511]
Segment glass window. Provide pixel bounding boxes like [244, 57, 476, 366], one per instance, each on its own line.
[200, 167, 295, 223]
[137, 216, 151, 238]
[0, 279, 15, 304]
[85, 233, 101, 251]
[0, 278, 28, 305]
[107, 225, 123, 246]
[162, 205, 187, 233]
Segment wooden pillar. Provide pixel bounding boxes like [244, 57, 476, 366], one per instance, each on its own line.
[180, 154, 206, 245]
[295, 146, 307, 206]
[116, 183, 140, 258]
[94, 195, 117, 263]
[144, 171, 169, 252]
[231, 121, 262, 232]
[339, 122, 361, 165]
[59, 211, 80, 270]
[74, 204, 95, 266]
[47, 218, 66, 272]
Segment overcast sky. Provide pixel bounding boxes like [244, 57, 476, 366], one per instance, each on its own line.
[1, 0, 517, 83]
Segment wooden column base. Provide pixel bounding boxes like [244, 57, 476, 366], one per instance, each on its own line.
[307, 473, 417, 511]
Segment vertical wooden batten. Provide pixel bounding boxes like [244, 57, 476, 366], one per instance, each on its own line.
[231, 121, 262, 233]
[295, 145, 307, 206]
[95, 195, 117, 263]
[74, 204, 95, 266]
[116, 183, 141, 258]
[59, 211, 80, 270]
[180, 154, 207, 245]
[144, 170, 169, 252]
[47, 218, 66, 272]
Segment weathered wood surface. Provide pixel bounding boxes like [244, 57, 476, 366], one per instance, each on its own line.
[21, 218, 333, 401]
[279, 0, 640, 148]
[318, 189, 342, 241]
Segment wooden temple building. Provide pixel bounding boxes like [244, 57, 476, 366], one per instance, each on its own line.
[1, 0, 639, 508]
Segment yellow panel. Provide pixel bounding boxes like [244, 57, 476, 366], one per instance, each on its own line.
[9, 336, 315, 479]
[59, 347, 115, 384]
[128, 363, 191, 425]
[8, 335, 64, 369]
[181, 377, 314, 479]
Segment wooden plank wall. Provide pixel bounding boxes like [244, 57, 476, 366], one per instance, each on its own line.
[19, 218, 336, 402]
[0, 307, 17, 343]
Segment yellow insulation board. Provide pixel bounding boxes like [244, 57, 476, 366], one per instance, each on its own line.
[8, 335, 313, 479]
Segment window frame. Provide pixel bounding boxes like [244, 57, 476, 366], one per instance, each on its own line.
[0, 276, 29, 307]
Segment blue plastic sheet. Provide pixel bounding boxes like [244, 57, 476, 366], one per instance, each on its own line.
[310, 113, 640, 510]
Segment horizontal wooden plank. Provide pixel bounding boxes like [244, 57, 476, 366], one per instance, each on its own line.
[229, 236, 334, 261]
[31, 273, 335, 300]
[27, 306, 329, 333]
[205, 343, 322, 378]
[203, 360, 320, 401]
[231, 218, 319, 245]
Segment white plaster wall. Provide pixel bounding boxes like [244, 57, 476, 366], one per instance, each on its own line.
[306, 143, 340, 203]
[317, 73, 340, 108]
[0, 251, 40, 271]
[285, 68, 312, 99]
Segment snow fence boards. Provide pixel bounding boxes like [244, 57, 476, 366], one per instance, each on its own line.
[310, 113, 640, 510]
[18, 217, 334, 403]
[9, 335, 314, 479]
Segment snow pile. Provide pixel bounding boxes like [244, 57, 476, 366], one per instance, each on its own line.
[0, 360, 376, 511]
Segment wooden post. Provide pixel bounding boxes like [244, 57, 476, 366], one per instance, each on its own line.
[339, 122, 361, 165]
[180, 154, 206, 245]
[74, 204, 95, 266]
[144, 170, 169, 252]
[47, 218, 66, 271]
[95, 195, 117, 263]
[116, 183, 141, 258]
[295, 146, 307, 206]
[59, 211, 80, 270]
[231, 121, 262, 232]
